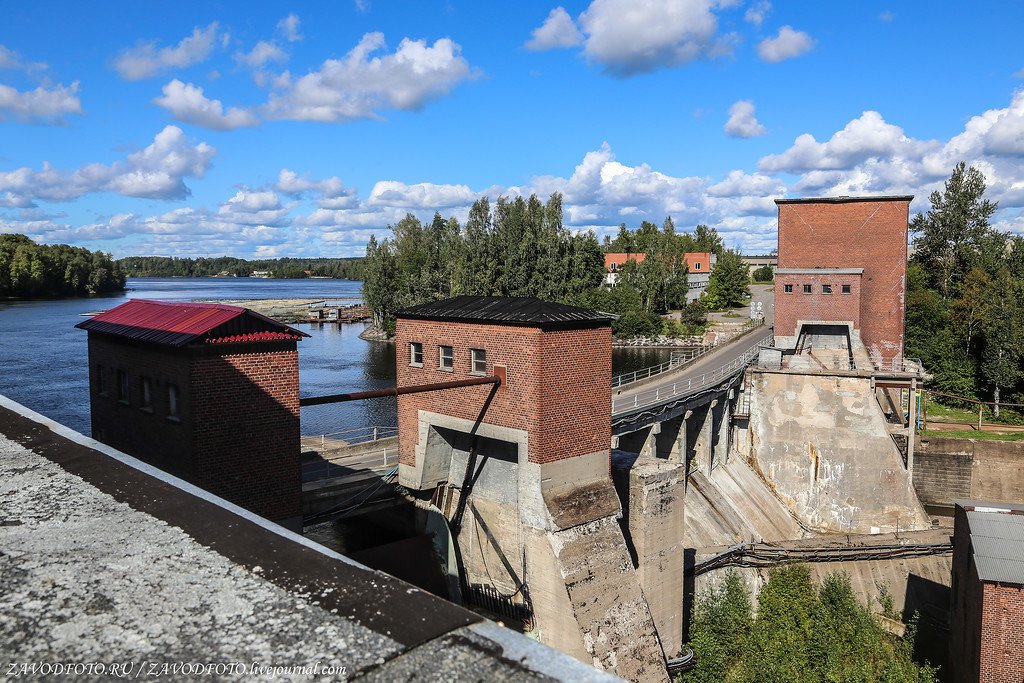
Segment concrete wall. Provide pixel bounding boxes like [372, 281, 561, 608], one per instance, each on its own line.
[748, 369, 928, 534]
[915, 436, 1024, 506]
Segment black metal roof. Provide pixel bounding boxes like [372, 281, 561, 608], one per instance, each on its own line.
[395, 296, 615, 327]
[775, 195, 913, 204]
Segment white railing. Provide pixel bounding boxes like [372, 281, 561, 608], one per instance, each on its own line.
[611, 342, 766, 415]
[308, 425, 397, 449]
[872, 358, 923, 374]
[611, 318, 764, 389]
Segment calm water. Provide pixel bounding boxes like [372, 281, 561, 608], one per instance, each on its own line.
[0, 278, 669, 436]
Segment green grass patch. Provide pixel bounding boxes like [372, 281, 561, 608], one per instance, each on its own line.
[920, 429, 1024, 442]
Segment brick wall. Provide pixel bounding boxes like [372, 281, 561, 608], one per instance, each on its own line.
[777, 199, 909, 361]
[190, 343, 301, 523]
[980, 581, 1024, 682]
[912, 449, 972, 505]
[395, 319, 611, 468]
[775, 273, 862, 339]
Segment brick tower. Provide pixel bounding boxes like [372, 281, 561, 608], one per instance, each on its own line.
[77, 299, 308, 529]
[395, 296, 668, 683]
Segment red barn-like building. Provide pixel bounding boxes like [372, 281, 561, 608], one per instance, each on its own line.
[773, 196, 912, 364]
[77, 299, 308, 529]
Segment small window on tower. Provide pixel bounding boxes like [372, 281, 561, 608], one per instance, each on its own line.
[822, 284, 833, 294]
[439, 345, 454, 371]
[841, 284, 852, 294]
[783, 284, 793, 293]
[167, 384, 180, 421]
[116, 370, 129, 403]
[140, 376, 152, 411]
[471, 348, 487, 375]
[410, 342, 424, 367]
[96, 364, 107, 396]
[803, 284, 812, 294]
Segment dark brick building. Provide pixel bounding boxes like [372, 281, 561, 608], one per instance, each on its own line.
[950, 500, 1024, 683]
[774, 196, 912, 363]
[77, 299, 308, 529]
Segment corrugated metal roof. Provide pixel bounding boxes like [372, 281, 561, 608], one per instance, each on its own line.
[395, 296, 615, 327]
[775, 195, 914, 204]
[76, 299, 308, 347]
[967, 510, 1024, 585]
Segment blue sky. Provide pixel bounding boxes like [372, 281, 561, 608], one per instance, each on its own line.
[2, 0, 1024, 257]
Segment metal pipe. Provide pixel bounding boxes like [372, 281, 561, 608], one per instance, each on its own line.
[300, 374, 501, 406]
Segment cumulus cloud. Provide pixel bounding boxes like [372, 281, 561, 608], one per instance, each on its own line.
[744, 1, 770, 26]
[154, 80, 258, 130]
[756, 25, 813, 63]
[263, 32, 475, 122]
[0, 44, 47, 73]
[277, 14, 303, 42]
[275, 168, 357, 208]
[367, 180, 476, 209]
[114, 23, 220, 80]
[236, 40, 288, 68]
[0, 82, 82, 124]
[0, 125, 214, 203]
[525, 7, 583, 51]
[724, 99, 766, 138]
[577, 0, 730, 76]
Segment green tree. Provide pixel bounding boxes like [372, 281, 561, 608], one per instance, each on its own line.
[703, 250, 750, 310]
[752, 264, 774, 282]
[683, 570, 752, 683]
[980, 269, 1024, 418]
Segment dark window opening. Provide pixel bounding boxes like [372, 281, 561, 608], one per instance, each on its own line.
[140, 377, 152, 410]
[410, 342, 423, 367]
[822, 284, 833, 294]
[96, 364, 107, 396]
[841, 284, 852, 294]
[802, 284, 812, 294]
[167, 384, 180, 420]
[116, 370, 128, 403]
[783, 284, 793, 293]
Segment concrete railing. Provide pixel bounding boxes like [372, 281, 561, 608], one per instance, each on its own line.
[611, 343, 765, 415]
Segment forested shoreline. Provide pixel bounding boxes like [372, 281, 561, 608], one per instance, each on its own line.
[0, 234, 125, 299]
[117, 255, 364, 280]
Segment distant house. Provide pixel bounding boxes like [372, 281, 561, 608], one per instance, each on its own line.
[604, 251, 715, 303]
[740, 254, 778, 275]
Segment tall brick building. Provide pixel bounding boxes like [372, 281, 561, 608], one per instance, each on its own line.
[77, 299, 308, 529]
[773, 196, 912, 363]
[950, 500, 1024, 683]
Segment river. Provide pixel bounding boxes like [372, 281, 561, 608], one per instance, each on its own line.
[0, 278, 670, 437]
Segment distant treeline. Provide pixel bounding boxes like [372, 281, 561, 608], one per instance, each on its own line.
[0, 234, 125, 299]
[117, 256, 365, 280]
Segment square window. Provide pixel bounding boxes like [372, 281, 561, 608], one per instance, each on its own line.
[471, 348, 487, 374]
[783, 284, 793, 293]
[802, 284, 812, 294]
[96, 364, 107, 395]
[410, 342, 424, 367]
[116, 370, 129, 403]
[167, 384, 180, 420]
[841, 284, 852, 294]
[439, 345, 454, 371]
[822, 284, 833, 294]
[141, 377, 152, 410]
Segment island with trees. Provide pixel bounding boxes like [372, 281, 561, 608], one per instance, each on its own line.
[117, 255, 365, 280]
[0, 234, 126, 299]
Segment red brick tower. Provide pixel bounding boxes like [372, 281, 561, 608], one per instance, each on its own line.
[774, 196, 912, 364]
[77, 299, 308, 529]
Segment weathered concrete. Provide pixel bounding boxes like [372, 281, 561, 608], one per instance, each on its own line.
[914, 436, 1024, 506]
[748, 369, 929, 534]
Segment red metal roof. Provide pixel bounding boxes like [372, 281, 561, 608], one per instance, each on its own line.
[76, 299, 308, 347]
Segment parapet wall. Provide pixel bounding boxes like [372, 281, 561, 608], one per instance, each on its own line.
[914, 436, 1024, 506]
[748, 369, 929, 534]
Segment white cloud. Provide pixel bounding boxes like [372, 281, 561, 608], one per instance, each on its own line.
[525, 7, 583, 51]
[577, 0, 730, 76]
[275, 168, 357, 208]
[0, 82, 82, 124]
[263, 32, 475, 122]
[744, 1, 770, 26]
[217, 189, 291, 226]
[0, 125, 214, 203]
[756, 25, 813, 63]
[114, 23, 220, 80]
[724, 99, 766, 138]
[154, 80, 258, 130]
[708, 170, 783, 197]
[879, 10, 894, 22]
[0, 44, 47, 73]
[236, 40, 288, 68]
[277, 14, 303, 42]
[367, 180, 476, 209]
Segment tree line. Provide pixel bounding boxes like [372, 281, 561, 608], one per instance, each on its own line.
[907, 163, 1024, 418]
[0, 234, 125, 298]
[117, 255, 365, 280]
[362, 193, 749, 337]
[683, 566, 937, 683]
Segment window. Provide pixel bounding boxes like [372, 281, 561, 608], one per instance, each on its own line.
[802, 284, 812, 294]
[610, 262, 618, 272]
[140, 377, 152, 410]
[694, 262, 702, 271]
[783, 284, 793, 293]
[96, 364, 107, 395]
[471, 348, 487, 375]
[841, 284, 852, 294]
[439, 345, 454, 371]
[167, 384, 180, 420]
[409, 342, 424, 367]
[822, 284, 833, 294]
[116, 370, 129, 403]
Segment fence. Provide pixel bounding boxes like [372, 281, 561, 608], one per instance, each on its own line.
[307, 425, 397, 450]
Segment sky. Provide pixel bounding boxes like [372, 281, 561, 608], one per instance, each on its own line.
[2, 0, 1024, 258]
